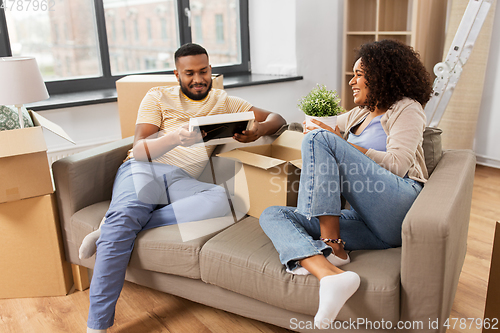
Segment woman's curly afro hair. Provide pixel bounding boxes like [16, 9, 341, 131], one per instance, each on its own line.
[355, 39, 433, 111]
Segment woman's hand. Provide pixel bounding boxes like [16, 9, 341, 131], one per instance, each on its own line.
[303, 119, 343, 139]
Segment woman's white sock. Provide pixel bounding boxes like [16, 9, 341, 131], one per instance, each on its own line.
[314, 271, 360, 329]
[326, 252, 350, 267]
[286, 253, 351, 276]
[79, 217, 105, 260]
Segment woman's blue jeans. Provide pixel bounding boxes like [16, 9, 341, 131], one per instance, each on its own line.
[259, 129, 423, 270]
[87, 159, 230, 330]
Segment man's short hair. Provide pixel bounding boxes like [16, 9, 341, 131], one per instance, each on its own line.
[174, 43, 209, 64]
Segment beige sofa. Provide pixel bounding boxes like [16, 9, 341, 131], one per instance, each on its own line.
[52, 128, 476, 332]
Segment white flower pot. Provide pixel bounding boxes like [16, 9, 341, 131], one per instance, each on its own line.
[305, 114, 338, 130]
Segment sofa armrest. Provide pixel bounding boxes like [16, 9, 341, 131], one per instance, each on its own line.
[400, 149, 476, 331]
[52, 136, 134, 264]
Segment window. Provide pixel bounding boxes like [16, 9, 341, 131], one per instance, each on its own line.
[146, 18, 152, 41]
[0, 0, 249, 95]
[133, 18, 139, 41]
[215, 14, 224, 43]
[121, 19, 127, 41]
[109, 17, 116, 41]
[2, 0, 101, 82]
[160, 18, 168, 41]
[194, 15, 202, 42]
[191, 0, 241, 67]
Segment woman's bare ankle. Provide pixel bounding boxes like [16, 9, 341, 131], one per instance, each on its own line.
[300, 254, 344, 280]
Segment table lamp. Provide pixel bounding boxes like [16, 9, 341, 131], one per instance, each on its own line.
[0, 56, 49, 129]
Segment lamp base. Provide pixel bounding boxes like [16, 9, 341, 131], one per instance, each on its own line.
[14, 104, 24, 129]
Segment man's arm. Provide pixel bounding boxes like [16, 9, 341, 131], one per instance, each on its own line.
[132, 123, 203, 162]
[233, 106, 286, 143]
[133, 106, 285, 160]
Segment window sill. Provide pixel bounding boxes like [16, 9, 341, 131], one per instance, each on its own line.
[28, 73, 303, 111]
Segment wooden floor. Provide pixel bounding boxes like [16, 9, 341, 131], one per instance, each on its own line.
[0, 165, 498, 333]
[447, 165, 499, 333]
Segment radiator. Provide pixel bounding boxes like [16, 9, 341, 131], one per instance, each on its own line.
[47, 140, 117, 166]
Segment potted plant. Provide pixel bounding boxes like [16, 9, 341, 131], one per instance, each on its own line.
[298, 84, 344, 130]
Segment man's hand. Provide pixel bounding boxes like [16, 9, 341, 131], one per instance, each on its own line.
[233, 121, 261, 143]
[176, 124, 205, 146]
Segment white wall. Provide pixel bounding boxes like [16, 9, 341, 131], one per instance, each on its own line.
[474, 2, 500, 168]
[40, 0, 500, 168]
[221, 0, 344, 125]
[247, 0, 297, 76]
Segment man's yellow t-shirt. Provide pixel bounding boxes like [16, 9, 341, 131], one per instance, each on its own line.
[127, 86, 253, 178]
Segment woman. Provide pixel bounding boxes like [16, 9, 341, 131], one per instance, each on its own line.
[259, 39, 433, 329]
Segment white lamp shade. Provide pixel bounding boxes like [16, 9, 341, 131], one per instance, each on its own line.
[0, 56, 49, 106]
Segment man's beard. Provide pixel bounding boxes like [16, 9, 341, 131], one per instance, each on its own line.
[179, 77, 212, 100]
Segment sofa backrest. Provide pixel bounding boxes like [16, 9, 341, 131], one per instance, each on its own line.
[423, 127, 443, 175]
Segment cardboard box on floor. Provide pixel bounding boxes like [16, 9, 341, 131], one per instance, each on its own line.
[116, 74, 224, 139]
[0, 110, 75, 204]
[0, 194, 73, 298]
[217, 130, 304, 218]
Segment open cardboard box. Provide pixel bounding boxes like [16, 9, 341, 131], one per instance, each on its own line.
[116, 74, 224, 139]
[0, 110, 74, 204]
[217, 130, 304, 218]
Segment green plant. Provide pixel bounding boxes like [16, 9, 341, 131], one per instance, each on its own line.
[298, 84, 344, 117]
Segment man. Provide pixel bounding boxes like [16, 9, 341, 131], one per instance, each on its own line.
[83, 43, 286, 333]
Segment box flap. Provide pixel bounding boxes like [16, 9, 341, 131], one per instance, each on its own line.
[235, 144, 273, 156]
[30, 110, 75, 144]
[289, 159, 302, 169]
[0, 126, 47, 158]
[270, 145, 302, 162]
[271, 130, 304, 150]
[217, 149, 285, 170]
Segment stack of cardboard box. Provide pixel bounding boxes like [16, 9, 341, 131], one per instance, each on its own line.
[0, 111, 74, 298]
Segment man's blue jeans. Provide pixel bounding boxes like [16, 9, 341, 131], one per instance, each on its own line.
[87, 159, 230, 330]
[259, 129, 423, 271]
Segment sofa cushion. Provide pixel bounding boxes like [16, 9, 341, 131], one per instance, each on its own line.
[71, 201, 236, 279]
[71, 201, 110, 247]
[423, 127, 443, 175]
[200, 216, 401, 323]
[129, 216, 235, 279]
